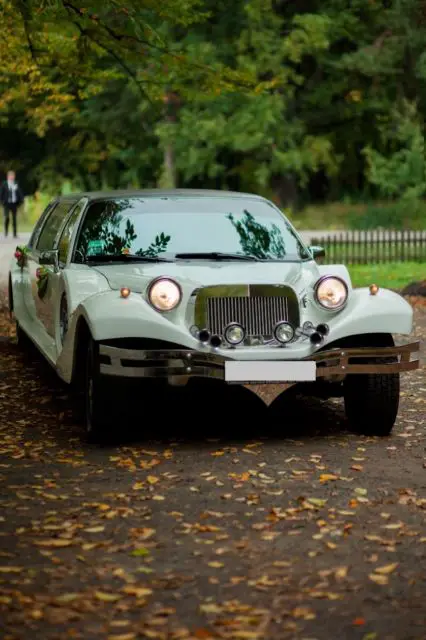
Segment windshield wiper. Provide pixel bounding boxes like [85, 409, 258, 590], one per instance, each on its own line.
[85, 253, 172, 263]
[174, 252, 259, 261]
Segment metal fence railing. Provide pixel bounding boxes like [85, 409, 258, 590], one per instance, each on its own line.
[310, 230, 426, 265]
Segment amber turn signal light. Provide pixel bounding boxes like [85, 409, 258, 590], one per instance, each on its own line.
[369, 284, 379, 295]
[120, 287, 131, 298]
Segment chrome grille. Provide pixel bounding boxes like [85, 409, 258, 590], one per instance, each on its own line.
[206, 296, 289, 337]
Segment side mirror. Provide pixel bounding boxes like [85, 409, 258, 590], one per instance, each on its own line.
[39, 249, 59, 271]
[309, 245, 325, 260]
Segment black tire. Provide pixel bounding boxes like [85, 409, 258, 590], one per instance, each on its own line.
[343, 371, 400, 436]
[85, 337, 115, 443]
[15, 320, 33, 350]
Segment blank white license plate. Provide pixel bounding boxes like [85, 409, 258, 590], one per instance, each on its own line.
[224, 360, 316, 383]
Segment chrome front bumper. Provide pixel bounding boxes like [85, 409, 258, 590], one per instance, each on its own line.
[98, 341, 420, 383]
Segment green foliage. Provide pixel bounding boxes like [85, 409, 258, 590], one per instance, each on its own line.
[363, 100, 426, 201]
[347, 200, 426, 231]
[0, 0, 425, 222]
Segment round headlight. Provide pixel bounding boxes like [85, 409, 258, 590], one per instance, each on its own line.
[148, 277, 181, 311]
[224, 323, 245, 345]
[273, 321, 295, 344]
[314, 276, 348, 310]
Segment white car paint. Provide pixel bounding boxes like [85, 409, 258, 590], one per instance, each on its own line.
[8, 189, 416, 387]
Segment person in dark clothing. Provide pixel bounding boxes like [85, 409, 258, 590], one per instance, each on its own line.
[0, 170, 24, 238]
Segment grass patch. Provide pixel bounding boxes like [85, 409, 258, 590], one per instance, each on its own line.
[348, 262, 426, 289]
[290, 200, 426, 231]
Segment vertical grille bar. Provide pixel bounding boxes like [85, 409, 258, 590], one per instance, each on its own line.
[205, 295, 291, 337]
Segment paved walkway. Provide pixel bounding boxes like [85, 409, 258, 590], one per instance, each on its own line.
[0, 233, 31, 283]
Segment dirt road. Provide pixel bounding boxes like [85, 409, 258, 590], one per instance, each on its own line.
[0, 299, 425, 640]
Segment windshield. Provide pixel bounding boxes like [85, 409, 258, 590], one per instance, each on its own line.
[73, 196, 312, 262]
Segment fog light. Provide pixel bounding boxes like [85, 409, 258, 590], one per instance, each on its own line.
[120, 287, 131, 298]
[316, 323, 329, 336]
[310, 331, 323, 345]
[199, 329, 210, 343]
[224, 323, 245, 345]
[210, 334, 222, 348]
[273, 321, 294, 344]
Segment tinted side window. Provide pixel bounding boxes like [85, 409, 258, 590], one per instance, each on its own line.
[36, 202, 75, 252]
[57, 202, 85, 265]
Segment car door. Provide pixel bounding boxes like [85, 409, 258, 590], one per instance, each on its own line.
[28, 199, 79, 347]
[50, 198, 88, 346]
[21, 199, 58, 325]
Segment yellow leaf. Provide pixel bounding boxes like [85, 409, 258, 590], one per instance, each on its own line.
[335, 566, 349, 579]
[354, 488, 367, 495]
[0, 566, 22, 572]
[319, 474, 339, 482]
[382, 523, 403, 530]
[374, 563, 399, 575]
[368, 573, 389, 585]
[122, 586, 153, 598]
[211, 451, 225, 456]
[55, 593, 80, 604]
[152, 495, 165, 501]
[132, 482, 144, 490]
[84, 526, 105, 533]
[307, 498, 327, 507]
[292, 606, 316, 620]
[107, 634, 136, 640]
[147, 475, 159, 485]
[34, 539, 73, 547]
[95, 591, 122, 602]
[199, 603, 223, 614]
[31, 609, 43, 620]
[208, 561, 224, 568]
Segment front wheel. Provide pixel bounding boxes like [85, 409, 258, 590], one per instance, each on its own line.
[15, 321, 33, 351]
[343, 371, 400, 436]
[85, 337, 115, 443]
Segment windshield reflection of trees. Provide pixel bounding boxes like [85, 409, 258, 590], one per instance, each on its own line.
[227, 210, 310, 260]
[76, 199, 309, 261]
[77, 199, 171, 259]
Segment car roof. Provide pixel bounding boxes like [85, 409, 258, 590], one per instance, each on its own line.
[54, 188, 268, 202]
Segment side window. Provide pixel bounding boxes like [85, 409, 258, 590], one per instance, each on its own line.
[36, 202, 75, 253]
[28, 201, 57, 248]
[57, 201, 85, 265]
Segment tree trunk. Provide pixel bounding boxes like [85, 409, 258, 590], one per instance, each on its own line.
[163, 143, 176, 189]
[271, 174, 299, 210]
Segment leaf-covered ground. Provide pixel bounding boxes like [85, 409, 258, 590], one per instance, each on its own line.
[0, 297, 425, 640]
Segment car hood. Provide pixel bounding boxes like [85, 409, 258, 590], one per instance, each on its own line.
[91, 260, 318, 295]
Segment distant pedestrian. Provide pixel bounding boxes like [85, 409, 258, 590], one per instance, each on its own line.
[0, 170, 24, 238]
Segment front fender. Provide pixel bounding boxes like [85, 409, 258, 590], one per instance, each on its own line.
[56, 289, 199, 382]
[322, 287, 413, 345]
[77, 290, 198, 344]
[317, 264, 352, 289]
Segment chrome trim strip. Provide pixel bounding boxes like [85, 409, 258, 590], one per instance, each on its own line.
[98, 341, 420, 380]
